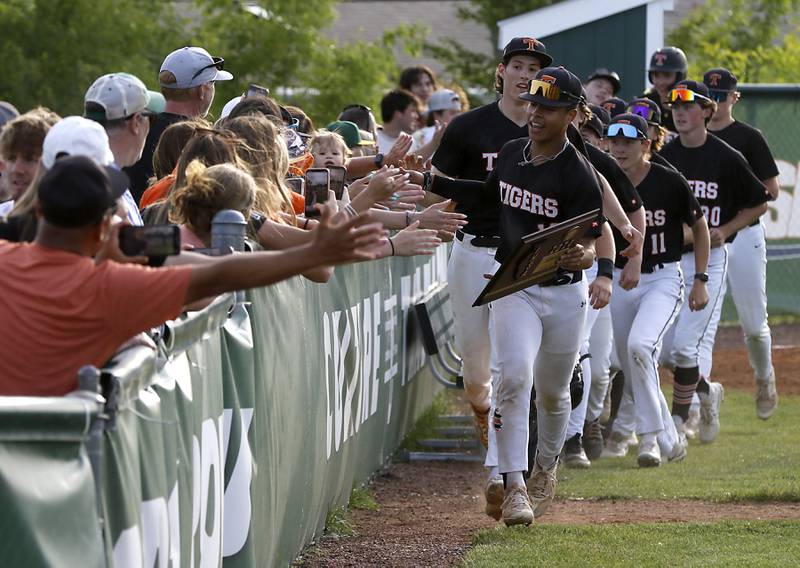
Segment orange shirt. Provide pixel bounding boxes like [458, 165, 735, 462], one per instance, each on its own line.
[0, 241, 192, 396]
[140, 173, 176, 209]
[290, 191, 305, 214]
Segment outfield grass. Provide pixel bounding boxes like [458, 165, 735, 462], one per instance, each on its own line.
[557, 391, 800, 502]
[463, 521, 800, 567]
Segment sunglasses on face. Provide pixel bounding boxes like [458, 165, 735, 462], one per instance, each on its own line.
[527, 79, 579, 102]
[708, 89, 733, 103]
[666, 88, 711, 105]
[628, 103, 656, 122]
[191, 56, 225, 81]
[606, 123, 647, 139]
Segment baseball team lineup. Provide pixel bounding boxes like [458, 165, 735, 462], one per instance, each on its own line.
[406, 37, 777, 527]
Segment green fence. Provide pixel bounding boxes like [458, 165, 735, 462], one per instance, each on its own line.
[725, 84, 800, 320]
[0, 247, 450, 567]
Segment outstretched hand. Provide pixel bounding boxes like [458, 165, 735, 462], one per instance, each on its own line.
[311, 202, 387, 264]
[388, 221, 442, 256]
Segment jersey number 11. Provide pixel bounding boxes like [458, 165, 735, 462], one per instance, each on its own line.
[651, 232, 666, 254]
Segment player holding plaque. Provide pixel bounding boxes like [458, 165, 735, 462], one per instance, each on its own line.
[424, 67, 604, 527]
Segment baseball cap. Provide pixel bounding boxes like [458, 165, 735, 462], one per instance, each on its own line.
[0, 101, 19, 129]
[42, 116, 115, 169]
[427, 89, 462, 113]
[520, 67, 582, 108]
[160, 47, 233, 89]
[586, 68, 621, 94]
[627, 98, 661, 126]
[600, 97, 628, 118]
[84, 73, 165, 123]
[38, 155, 127, 229]
[667, 80, 713, 106]
[325, 121, 372, 148]
[587, 104, 611, 126]
[220, 96, 242, 119]
[703, 68, 738, 102]
[606, 113, 649, 139]
[502, 37, 553, 67]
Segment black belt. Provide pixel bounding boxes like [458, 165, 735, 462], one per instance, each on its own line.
[456, 230, 501, 248]
[641, 262, 666, 274]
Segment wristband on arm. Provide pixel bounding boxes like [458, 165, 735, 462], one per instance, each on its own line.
[597, 257, 614, 280]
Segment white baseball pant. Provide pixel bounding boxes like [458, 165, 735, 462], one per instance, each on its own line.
[567, 265, 600, 438]
[492, 280, 589, 473]
[586, 307, 618, 422]
[661, 246, 728, 371]
[447, 236, 498, 411]
[611, 264, 683, 451]
[703, 222, 773, 380]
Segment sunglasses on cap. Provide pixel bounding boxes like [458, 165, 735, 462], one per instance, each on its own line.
[190, 56, 225, 81]
[606, 123, 647, 139]
[628, 103, 656, 123]
[708, 89, 734, 103]
[527, 79, 580, 102]
[666, 87, 711, 105]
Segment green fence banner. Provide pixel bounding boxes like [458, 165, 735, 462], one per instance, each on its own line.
[0, 247, 447, 567]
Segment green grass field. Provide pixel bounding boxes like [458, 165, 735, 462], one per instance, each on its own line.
[463, 391, 800, 567]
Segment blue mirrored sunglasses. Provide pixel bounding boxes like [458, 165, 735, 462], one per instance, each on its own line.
[606, 123, 646, 139]
[708, 89, 732, 103]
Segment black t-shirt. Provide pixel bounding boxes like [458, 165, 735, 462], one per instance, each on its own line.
[660, 134, 769, 243]
[585, 142, 642, 212]
[710, 121, 779, 181]
[433, 139, 603, 281]
[124, 112, 188, 203]
[614, 163, 703, 271]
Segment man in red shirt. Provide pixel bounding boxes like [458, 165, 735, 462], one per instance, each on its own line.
[0, 156, 384, 396]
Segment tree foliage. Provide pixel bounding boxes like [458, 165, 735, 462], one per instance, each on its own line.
[667, 0, 800, 82]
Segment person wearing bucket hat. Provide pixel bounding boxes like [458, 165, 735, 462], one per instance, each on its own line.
[701, 67, 779, 419]
[125, 46, 233, 201]
[604, 112, 709, 467]
[584, 68, 621, 106]
[658, 79, 770, 447]
[423, 65, 605, 526]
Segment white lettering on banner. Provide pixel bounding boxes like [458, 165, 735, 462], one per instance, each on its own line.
[191, 416, 224, 567]
[222, 408, 254, 557]
[764, 159, 800, 239]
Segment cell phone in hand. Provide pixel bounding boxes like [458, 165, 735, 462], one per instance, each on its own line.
[328, 166, 347, 200]
[286, 176, 305, 197]
[119, 225, 180, 257]
[245, 83, 270, 99]
[304, 168, 330, 218]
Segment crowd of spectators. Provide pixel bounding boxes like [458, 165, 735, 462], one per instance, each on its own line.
[0, 46, 470, 396]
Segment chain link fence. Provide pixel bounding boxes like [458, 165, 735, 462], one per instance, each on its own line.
[722, 84, 800, 321]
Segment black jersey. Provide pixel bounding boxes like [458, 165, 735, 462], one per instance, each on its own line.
[585, 142, 642, 212]
[660, 134, 769, 243]
[642, 89, 676, 133]
[614, 163, 703, 271]
[649, 150, 677, 171]
[431, 101, 527, 237]
[432, 138, 603, 283]
[709, 121, 778, 181]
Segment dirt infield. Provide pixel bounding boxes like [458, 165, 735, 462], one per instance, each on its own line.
[301, 323, 800, 567]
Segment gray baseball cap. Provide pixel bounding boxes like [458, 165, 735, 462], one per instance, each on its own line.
[427, 89, 462, 113]
[160, 47, 233, 89]
[84, 73, 165, 122]
[0, 101, 19, 129]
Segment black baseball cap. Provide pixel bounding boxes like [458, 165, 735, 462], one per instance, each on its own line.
[627, 98, 661, 126]
[703, 68, 738, 91]
[586, 68, 621, 94]
[38, 155, 128, 228]
[520, 66, 582, 108]
[606, 113, 649, 139]
[588, 104, 611, 126]
[675, 79, 711, 99]
[600, 97, 627, 118]
[502, 37, 553, 67]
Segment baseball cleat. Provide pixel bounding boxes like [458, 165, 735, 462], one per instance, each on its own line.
[684, 408, 700, 439]
[637, 434, 661, 467]
[668, 418, 688, 463]
[562, 433, 591, 469]
[755, 372, 778, 420]
[485, 475, 504, 521]
[527, 456, 558, 517]
[583, 419, 604, 461]
[602, 430, 634, 458]
[698, 382, 724, 443]
[501, 485, 534, 527]
[472, 405, 490, 449]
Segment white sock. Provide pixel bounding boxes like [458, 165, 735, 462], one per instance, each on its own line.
[488, 466, 499, 478]
[506, 471, 525, 487]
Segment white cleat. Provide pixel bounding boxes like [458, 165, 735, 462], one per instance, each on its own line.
[527, 456, 558, 518]
[755, 372, 778, 420]
[501, 485, 534, 527]
[699, 382, 724, 444]
[637, 434, 661, 468]
[485, 475, 504, 521]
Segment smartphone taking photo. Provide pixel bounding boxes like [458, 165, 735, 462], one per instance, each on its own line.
[327, 166, 347, 200]
[119, 225, 181, 257]
[304, 168, 330, 218]
[286, 176, 305, 197]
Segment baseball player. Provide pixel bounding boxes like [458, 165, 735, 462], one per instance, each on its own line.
[627, 98, 676, 171]
[702, 68, 779, 419]
[641, 47, 689, 134]
[606, 113, 710, 466]
[427, 66, 604, 527]
[659, 80, 770, 443]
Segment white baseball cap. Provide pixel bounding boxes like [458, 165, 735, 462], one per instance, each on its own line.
[84, 73, 165, 122]
[220, 96, 242, 119]
[427, 89, 462, 113]
[160, 47, 233, 89]
[42, 116, 115, 169]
